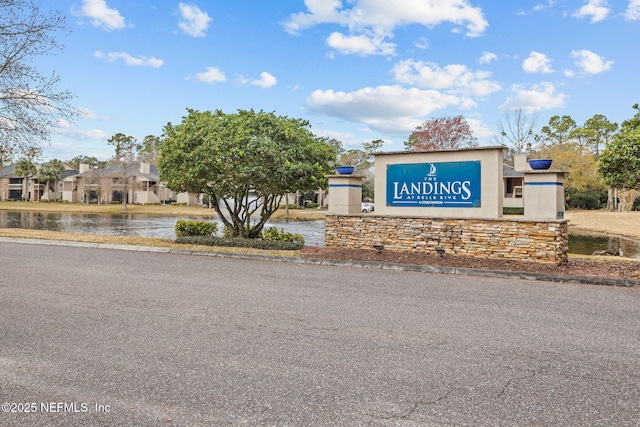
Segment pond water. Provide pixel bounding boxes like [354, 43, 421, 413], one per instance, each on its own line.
[0, 210, 326, 247]
[569, 234, 640, 258]
[1, 210, 639, 258]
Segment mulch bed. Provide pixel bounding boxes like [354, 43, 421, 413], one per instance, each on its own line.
[300, 247, 640, 280]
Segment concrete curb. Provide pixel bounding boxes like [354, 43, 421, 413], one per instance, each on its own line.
[1, 237, 637, 289]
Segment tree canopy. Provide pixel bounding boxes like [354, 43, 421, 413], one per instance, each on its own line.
[539, 115, 576, 146]
[107, 133, 138, 210]
[67, 155, 106, 170]
[14, 155, 37, 200]
[405, 116, 478, 151]
[599, 104, 640, 190]
[158, 109, 335, 238]
[537, 142, 604, 193]
[0, 0, 75, 155]
[39, 158, 65, 200]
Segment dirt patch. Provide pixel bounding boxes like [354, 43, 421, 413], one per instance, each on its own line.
[300, 247, 640, 280]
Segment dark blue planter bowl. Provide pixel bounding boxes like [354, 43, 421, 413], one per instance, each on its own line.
[336, 166, 355, 175]
[528, 159, 553, 170]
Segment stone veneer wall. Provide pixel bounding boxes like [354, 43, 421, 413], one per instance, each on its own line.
[325, 215, 569, 265]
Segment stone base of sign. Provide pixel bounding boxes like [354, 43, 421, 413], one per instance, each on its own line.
[325, 214, 569, 265]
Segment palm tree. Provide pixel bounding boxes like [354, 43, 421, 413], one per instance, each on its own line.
[39, 159, 65, 201]
[14, 158, 37, 201]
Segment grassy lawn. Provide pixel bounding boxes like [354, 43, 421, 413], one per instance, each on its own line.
[0, 227, 301, 258]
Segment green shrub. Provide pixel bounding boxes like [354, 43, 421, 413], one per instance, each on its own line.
[305, 202, 319, 209]
[503, 207, 524, 215]
[222, 226, 234, 238]
[278, 203, 300, 209]
[261, 227, 305, 244]
[171, 202, 188, 206]
[175, 220, 218, 237]
[565, 188, 607, 210]
[175, 235, 304, 250]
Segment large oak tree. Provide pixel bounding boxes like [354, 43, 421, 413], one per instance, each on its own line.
[599, 104, 640, 193]
[159, 109, 335, 238]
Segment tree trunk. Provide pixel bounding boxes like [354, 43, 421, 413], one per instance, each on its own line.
[618, 189, 638, 212]
[285, 193, 289, 216]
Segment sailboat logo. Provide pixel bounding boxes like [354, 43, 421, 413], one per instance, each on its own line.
[426, 163, 437, 177]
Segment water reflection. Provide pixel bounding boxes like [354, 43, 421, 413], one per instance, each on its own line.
[0, 210, 326, 246]
[569, 233, 640, 258]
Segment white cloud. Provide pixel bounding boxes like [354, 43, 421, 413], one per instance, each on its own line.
[522, 51, 553, 74]
[195, 67, 226, 83]
[54, 122, 110, 140]
[327, 31, 396, 56]
[570, 49, 613, 74]
[499, 82, 568, 113]
[76, 108, 109, 121]
[314, 129, 357, 142]
[465, 118, 493, 139]
[94, 51, 164, 67]
[573, 0, 610, 23]
[282, 0, 351, 34]
[307, 85, 462, 134]
[625, 0, 640, 20]
[76, 0, 125, 31]
[313, 129, 367, 148]
[533, 1, 556, 12]
[479, 51, 497, 64]
[250, 72, 277, 88]
[392, 60, 501, 97]
[178, 3, 212, 37]
[414, 37, 429, 50]
[283, 0, 488, 56]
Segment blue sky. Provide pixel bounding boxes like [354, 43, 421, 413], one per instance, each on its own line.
[40, 0, 640, 161]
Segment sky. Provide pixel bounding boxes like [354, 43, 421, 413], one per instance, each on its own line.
[35, 0, 640, 162]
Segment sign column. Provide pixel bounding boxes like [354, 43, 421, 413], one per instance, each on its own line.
[327, 174, 363, 215]
[524, 170, 566, 219]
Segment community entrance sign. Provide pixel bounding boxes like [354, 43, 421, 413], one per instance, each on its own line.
[373, 147, 504, 219]
[386, 161, 481, 208]
[325, 146, 569, 265]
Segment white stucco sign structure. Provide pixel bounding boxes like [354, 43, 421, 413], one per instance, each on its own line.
[375, 146, 504, 219]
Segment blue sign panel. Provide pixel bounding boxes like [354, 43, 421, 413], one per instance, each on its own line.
[386, 161, 481, 207]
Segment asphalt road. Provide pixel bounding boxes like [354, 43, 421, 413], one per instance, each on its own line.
[1, 243, 639, 426]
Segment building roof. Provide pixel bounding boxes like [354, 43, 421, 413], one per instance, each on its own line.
[503, 164, 524, 178]
[77, 162, 160, 182]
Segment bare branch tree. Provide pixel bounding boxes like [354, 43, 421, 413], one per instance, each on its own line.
[0, 0, 76, 155]
[491, 109, 538, 154]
